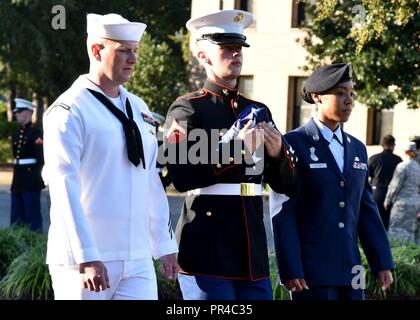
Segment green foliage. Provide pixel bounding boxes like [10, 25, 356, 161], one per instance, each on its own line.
[0, 227, 52, 301]
[154, 259, 182, 300]
[0, 227, 183, 300]
[0, 228, 27, 278]
[0, 139, 13, 164]
[0, 233, 52, 300]
[126, 33, 188, 115]
[299, 0, 419, 109]
[0, 101, 17, 163]
[270, 242, 420, 300]
[0, 0, 190, 103]
[361, 240, 420, 299]
[270, 252, 291, 300]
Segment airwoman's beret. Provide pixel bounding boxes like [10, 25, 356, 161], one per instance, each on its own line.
[302, 63, 353, 104]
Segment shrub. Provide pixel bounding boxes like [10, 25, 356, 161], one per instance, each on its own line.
[271, 242, 420, 300]
[362, 240, 420, 300]
[0, 101, 18, 163]
[0, 235, 52, 300]
[0, 227, 183, 300]
[270, 252, 291, 300]
[0, 228, 27, 278]
[154, 259, 183, 300]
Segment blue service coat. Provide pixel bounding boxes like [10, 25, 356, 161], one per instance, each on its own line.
[272, 119, 394, 286]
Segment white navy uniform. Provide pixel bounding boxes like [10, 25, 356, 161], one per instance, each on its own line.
[43, 75, 178, 299]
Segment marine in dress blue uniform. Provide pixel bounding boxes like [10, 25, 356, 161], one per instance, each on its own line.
[271, 63, 394, 300]
[10, 98, 45, 231]
[165, 10, 296, 300]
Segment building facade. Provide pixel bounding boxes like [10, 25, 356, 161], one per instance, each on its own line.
[190, 0, 420, 157]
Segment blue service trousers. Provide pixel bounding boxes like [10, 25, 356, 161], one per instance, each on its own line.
[11, 191, 42, 231]
[179, 274, 273, 300]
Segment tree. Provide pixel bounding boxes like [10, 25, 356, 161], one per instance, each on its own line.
[299, 0, 419, 109]
[0, 0, 190, 121]
[126, 33, 187, 115]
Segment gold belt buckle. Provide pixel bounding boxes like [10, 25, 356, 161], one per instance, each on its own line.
[240, 183, 256, 196]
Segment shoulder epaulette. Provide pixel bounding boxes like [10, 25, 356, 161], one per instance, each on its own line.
[177, 90, 208, 101]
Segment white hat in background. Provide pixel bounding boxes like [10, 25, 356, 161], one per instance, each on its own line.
[13, 98, 35, 113]
[403, 141, 417, 152]
[186, 10, 253, 47]
[87, 13, 147, 42]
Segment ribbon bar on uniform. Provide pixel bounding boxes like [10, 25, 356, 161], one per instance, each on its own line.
[188, 183, 262, 197]
[13, 158, 37, 165]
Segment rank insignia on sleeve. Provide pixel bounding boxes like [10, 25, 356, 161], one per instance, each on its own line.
[35, 137, 43, 145]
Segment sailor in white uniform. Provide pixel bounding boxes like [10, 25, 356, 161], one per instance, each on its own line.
[43, 13, 179, 300]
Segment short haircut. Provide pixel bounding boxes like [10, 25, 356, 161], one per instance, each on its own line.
[382, 134, 395, 147]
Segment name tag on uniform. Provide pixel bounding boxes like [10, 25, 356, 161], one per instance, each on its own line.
[353, 162, 368, 170]
[141, 112, 157, 127]
[309, 163, 327, 169]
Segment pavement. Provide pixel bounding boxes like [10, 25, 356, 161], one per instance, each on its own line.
[0, 167, 274, 249]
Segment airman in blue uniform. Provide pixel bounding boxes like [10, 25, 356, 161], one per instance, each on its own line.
[271, 63, 394, 300]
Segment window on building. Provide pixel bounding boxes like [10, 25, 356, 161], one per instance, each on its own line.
[239, 75, 254, 98]
[367, 109, 395, 145]
[287, 77, 314, 130]
[291, 0, 314, 28]
[234, 0, 254, 14]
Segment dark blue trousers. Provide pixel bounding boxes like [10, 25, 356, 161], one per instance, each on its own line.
[292, 285, 364, 300]
[11, 191, 42, 231]
[195, 275, 273, 300]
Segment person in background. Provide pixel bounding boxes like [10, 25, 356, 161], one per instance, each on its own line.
[385, 141, 420, 244]
[368, 135, 402, 230]
[411, 136, 420, 165]
[10, 98, 45, 232]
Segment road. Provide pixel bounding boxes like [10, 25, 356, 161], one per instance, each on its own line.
[0, 168, 274, 249]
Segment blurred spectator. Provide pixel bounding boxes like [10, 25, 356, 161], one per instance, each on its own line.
[384, 142, 420, 243]
[368, 135, 402, 230]
[411, 135, 420, 165]
[10, 98, 45, 231]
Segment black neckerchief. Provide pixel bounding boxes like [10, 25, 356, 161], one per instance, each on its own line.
[87, 89, 145, 168]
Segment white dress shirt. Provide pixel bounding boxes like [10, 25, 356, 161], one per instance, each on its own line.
[43, 75, 178, 265]
[313, 116, 344, 172]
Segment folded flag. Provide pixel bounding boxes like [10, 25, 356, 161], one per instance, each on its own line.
[220, 104, 274, 145]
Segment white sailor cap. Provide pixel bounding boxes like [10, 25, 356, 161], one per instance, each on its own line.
[13, 98, 35, 113]
[186, 10, 253, 47]
[87, 13, 147, 42]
